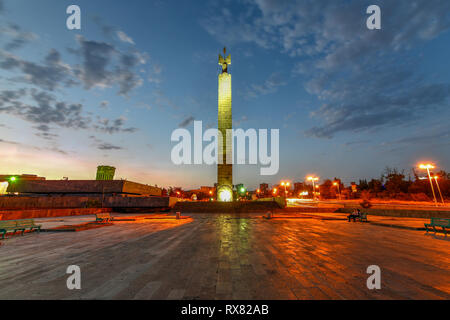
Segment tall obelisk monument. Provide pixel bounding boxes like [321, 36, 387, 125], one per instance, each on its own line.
[217, 47, 233, 201]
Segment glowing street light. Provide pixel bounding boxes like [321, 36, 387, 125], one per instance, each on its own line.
[272, 188, 277, 195]
[9, 176, 17, 182]
[418, 163, 438, 206]
[307, 176, 319, 200]
[433, 176, 445, 204]
[333, 181, 341, 200]
[280, 181, 290, 197]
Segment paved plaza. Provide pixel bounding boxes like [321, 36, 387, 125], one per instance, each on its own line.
[0, 213, 449, 300]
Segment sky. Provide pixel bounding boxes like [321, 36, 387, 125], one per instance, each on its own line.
[0, 0, 449, 189]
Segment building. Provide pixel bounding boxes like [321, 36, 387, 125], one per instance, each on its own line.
[0, 174, 46, 195]
[217, 47, 233, 202]
[96, 165, 116, 180]
[293, 182, 306, 194]
[0, 174, 46, 182]
[259, 183, 269, 195]
[6, 180, 161, 197]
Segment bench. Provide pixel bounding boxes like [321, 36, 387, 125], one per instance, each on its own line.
[0, 219, 41, 239]
[356, 212, 368, 222]
[0, 220, 17, 239]
[425, 218, 450, 236]
[95, 212, 112, 223]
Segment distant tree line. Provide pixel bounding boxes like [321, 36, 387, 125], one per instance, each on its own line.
[318, 167, 450, 201]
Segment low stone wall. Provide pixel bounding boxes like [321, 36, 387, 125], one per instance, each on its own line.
[173, 201, 283, 213]
[0, 196, 98, 209]
[276, 207, 339, 213]
[0, 208, 111, 220]
[0, 195, 173, 210]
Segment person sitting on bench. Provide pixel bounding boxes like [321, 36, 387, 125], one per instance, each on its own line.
[347, 209, 360, 222]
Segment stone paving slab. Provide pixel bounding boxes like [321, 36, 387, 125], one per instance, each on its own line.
[0, 213, 449, 300]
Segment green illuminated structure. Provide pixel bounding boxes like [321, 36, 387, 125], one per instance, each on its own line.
[217, 48, 233, 202]
[96, 165, 116, 181]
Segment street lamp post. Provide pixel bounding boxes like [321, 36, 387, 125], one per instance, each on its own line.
[280, 181, 290, 197]
[333, 182, 341, 200]
[419, 164, 438, 207]
[434, 176, 445, 204]
[307, 176, 319, 201]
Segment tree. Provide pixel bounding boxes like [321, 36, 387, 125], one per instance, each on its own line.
[358, 179, 369, 191]
[382, 167, 411, 195]
[368, 179, 383, 194]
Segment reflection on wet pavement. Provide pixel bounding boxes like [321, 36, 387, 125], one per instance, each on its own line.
[0, 213, 449, 299]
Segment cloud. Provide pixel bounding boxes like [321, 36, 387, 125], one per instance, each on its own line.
[0, 23, 38, 51]
[89, 135, 123, 151]
[97, 142, 123, 150]
[202, 1, 450, 138]
[47, 146, 68, 155]
[148, 64, 162, 84]
[390, 128, 450, 145]
[178, 116, 195, 128]
[0, 33, 149, 96]
[94, 116, 137, 134]
[0, 88, 137, 135]
[0, 138, 19, 145]
[304, 61, 450, 138]
[203, 1, 450, 59]
[71, 35, 146, 96]
[200, 4, 272, 49]
[0, 49, 74, 90]
[72, 36, 115, 89]
[0, 88, 90, 129]
[100, 100, 109, 109]
[246, 72, 286, 98]
[34, 124, 59, 140]
[117, 31, 135, 45]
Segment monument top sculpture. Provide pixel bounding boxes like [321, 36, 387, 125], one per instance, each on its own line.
[219, 47, 231, 73]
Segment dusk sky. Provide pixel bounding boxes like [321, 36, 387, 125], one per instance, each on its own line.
[1, 0, 450, 189]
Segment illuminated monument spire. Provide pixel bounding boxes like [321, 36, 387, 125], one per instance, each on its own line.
[217, 47, 233, 202]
